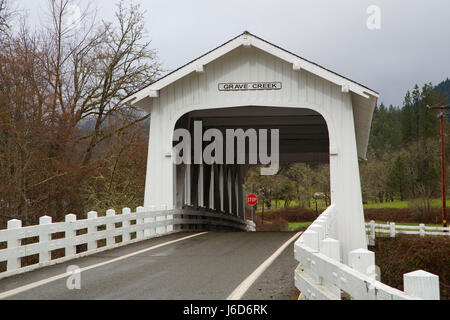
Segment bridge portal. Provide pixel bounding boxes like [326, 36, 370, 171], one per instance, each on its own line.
[126, 31, 379, 262]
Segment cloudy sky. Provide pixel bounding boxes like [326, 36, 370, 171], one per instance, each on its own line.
[21, 0, 450, 107]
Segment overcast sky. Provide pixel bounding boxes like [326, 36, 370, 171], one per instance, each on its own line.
[20, 0, 450, 107]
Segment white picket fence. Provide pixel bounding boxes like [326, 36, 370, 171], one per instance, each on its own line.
[366, 221, 450, 244]
[0, 206, 255, 280]
[294, 205, 440, 300]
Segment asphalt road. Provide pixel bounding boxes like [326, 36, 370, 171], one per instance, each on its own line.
[0, 231, 300, 300]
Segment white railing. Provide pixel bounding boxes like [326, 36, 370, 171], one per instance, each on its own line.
[176, 207, 256, 232]
[366, 221, 450, 244]
[294, 205, 440, 300]
[0, 206, 255, 279]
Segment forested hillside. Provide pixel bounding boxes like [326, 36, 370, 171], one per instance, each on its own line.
[245, 79, 450, 224]
[362, 80, 449, 206]
[434, 78, 450, 106]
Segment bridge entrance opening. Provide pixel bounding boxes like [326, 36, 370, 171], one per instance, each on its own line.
[172, 106, 330, 233]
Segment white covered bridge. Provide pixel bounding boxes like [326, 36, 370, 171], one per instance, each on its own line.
[0, 32, 440, 300]
[127, 31, 377, 258]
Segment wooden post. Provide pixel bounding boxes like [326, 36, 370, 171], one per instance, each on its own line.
[251, 184, 255, 223]
[7, 219, 22, 271]
[160, 204, 168, 234]
[203, 164, 211, 209]
[403, 270, 440, 300]
[389, 222, 396, 238]
[419, 223, 425, 237]
[191, 164, 199, 209]
[309, 224, 325, 240]
[39, 216, 52, 263]
[302, 230, 319, 251]
[439, 107, 447, 228]
[122, 207, 131, 242]
[144, 205, 156, 238]
[223, 164, 230, 214]
[426, 104, 450, 228]
[369, 220, 376, 245]
[65, 214, 77, 257]
[320, 238, 340, 261]
[230, 166, 237, 216]
[136, 206, 144, 239]
[105, 209, 115, 247]
[301, 230, 320, 284]
[320, 238, 341, 298]
[87, 211, 98, 251]
[348, 248, 375, 276]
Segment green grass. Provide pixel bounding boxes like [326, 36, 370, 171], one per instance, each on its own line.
[288, 222, 312, 231]
[255, 199, 328, 213]
[363, 198, 450, 209]
[254, 198, 450, 211]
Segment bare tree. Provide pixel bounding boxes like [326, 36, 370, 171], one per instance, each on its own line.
[0, 0, 160, 224]
[0, 0, 11, 33]
[40, 0, 160, 166]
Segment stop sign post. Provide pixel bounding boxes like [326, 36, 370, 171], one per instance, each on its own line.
[246, 194, 257, 224]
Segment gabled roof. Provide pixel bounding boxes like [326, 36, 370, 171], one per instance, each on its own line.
[125, 31, 379, 104]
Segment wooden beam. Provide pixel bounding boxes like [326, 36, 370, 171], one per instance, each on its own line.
[223, 164, 230, 214]
[203, 164, 211, 209]
[214, 164, 221, 212]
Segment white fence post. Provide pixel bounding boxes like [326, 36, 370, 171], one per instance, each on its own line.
[309, 224, 325, 241]
[122, 207, 131, 242]
[39, 216, 52, 263]
[165, 205, 173, 233]
[302, 230, 319, 251]
[369, 220, 376, 245]
[320, 238, 340, 261]
[149, 205, 157, 235]
[105, 209, 115, 247]
[320, 238, 341, 298]
[348, 248, 375, 276]
[390, 222, 396, 238]
[403, 270, 440, 300]
[65, 214, 77, 257]
[87, 211, 98, 251]
[155, 205, 166, 235]
[161, 204, 168, 234]
[7, 219, 22, 271]
[301, 230, 320, 284]
[136, 206, 144, 240]
[144, 205, 156, 238]
[419, 224, 425, 237]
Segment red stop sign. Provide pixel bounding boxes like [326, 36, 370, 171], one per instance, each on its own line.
[246, 194, 258, 206]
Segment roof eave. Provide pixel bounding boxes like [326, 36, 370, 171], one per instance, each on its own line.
[125, 32, 379, 105]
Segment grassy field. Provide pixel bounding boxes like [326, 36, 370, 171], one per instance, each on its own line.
[256, 199, 328, 213]
[256, 198, 450, 211]
[288, 222, 312, 231]
[363, 198, 450, 209]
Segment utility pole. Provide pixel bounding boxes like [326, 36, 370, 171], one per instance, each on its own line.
[427, 104, 450, 228]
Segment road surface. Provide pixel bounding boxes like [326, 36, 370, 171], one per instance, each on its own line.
[0, 231, 300, 300]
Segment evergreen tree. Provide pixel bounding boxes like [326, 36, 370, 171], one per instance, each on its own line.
[387, 155, 408, 200]
[401, 91, 414, 144]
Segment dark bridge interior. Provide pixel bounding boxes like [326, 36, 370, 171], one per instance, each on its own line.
[175, 106, 329, 164]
